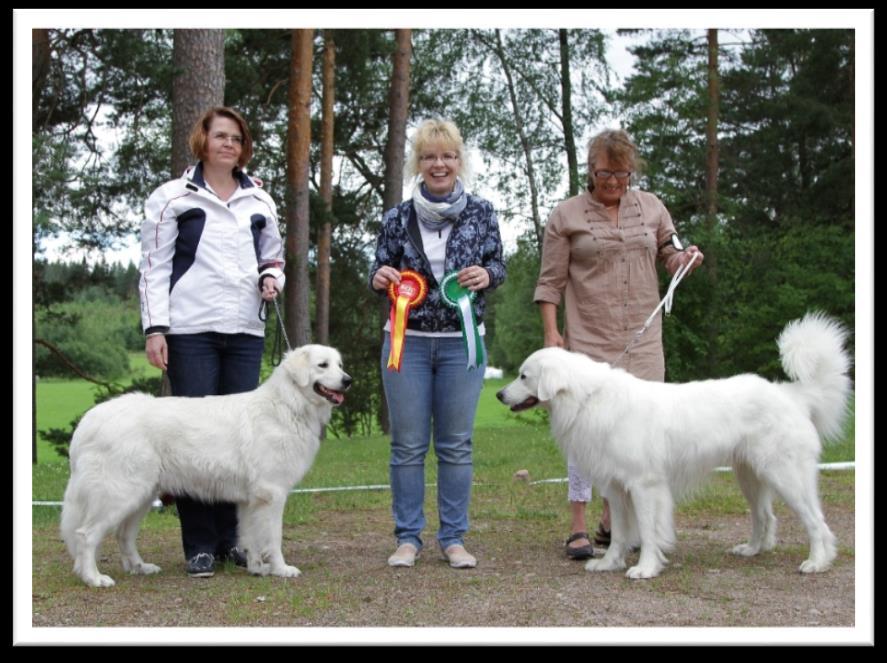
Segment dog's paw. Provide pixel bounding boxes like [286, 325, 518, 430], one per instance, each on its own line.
[626, 564, 661, 580]
[83, 573, 116, 588]
[126, 562, 161, 576]
[249, 563, 272, 576]
[799, 559, 831, 574]
[730, 543, 760, 557]
[272, 564, 302, 578]
[585, 558, 625, 573]
[122, 557, 160, 575]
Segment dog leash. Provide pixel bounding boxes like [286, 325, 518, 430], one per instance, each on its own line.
[259, 297, 292, 365]
[611, 250, 700, 368]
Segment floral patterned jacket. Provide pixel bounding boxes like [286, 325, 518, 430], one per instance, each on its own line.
[369, 194, 507, 333]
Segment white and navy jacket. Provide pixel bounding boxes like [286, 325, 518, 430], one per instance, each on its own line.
[139, 163, 286, 338]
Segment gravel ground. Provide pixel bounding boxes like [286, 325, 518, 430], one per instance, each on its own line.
[29, 475, 858, 644]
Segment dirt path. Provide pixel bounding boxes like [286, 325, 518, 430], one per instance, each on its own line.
[31, 486, 856, 639]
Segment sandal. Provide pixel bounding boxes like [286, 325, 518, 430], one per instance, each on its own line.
[593, 522, 611, 547]
[565, 532, 595, 560]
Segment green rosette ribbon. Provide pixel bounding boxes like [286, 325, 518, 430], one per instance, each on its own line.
[440, 271, 485, 370]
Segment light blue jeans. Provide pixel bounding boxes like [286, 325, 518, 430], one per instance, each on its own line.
[381, 332, 486, 551]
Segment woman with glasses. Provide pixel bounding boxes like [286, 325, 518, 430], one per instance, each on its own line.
[534, 129, 703, 560]
[139, 107, 285, 578]
[370, 118, 506, 569]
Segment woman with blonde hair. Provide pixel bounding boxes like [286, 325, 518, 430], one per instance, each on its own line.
[370, 119, 506, 568]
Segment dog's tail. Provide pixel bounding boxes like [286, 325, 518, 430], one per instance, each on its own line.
[778, 311, 853, 442]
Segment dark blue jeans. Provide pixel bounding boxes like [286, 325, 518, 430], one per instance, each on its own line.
[166, 332, 265, 560]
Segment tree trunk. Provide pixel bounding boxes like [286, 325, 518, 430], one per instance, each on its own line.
[493, 29, 543, 253]
[285, 29, 314, 348]
[705, 28, 719, 225]
[378, 28, 412, 435]
[383, 29, 412, 213]
[171, 29, 225, 179]
[316, 30, 336, 346]
[559, 29, 580, 197]
[32, 29, 51, 132]
[167, 29, 225, 397]
[32, 28, 52, 460]
[705, 28, 720, 376]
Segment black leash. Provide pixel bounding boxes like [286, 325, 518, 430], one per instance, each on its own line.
[259, 297, 292, 366]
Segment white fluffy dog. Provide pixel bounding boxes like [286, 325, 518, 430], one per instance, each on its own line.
[60, 345, 351, 587]
[497, 313, 851, 579]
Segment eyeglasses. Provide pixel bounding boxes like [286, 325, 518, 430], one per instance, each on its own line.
[419, 152, 459, 164]
[594, 170, 631, 180]
[211, 132, 244, 146]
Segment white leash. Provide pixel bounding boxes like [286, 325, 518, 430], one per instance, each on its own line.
[612, 250, 700, 368]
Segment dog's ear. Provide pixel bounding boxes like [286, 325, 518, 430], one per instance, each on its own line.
[285, 348, 312, 388]
[537, 362, 568, 401]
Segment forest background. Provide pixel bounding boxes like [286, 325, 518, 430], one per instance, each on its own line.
[14, 8, 873, 646]
[25, 16, 863, 440]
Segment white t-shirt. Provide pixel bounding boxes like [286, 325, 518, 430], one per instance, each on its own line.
[419, 221, 452, 283]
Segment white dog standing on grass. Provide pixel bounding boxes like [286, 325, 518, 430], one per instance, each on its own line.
[497, 313, 851, 579]
[60, 345, 351, 588]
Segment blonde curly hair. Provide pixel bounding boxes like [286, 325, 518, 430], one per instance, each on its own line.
[405, 118, 473, 185]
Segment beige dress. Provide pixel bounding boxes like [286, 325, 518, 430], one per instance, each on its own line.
[534, 188, 680, 381]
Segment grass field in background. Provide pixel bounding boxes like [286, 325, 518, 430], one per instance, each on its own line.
[32, 359, 856, 523]
[34, 352, 162, 463]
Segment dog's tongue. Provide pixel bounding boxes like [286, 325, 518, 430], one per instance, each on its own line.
[330, 391, 345, 406]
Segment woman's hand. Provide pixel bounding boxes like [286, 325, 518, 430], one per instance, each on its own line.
[538, 302, 564, 348]
[666, 246, 704, 276]
[543, 330, 565, 348]
[261, 277, 280, 301]
[372, 266, 401, 291]
[145, 335, 168, 371]
[457, 265, 490, 292]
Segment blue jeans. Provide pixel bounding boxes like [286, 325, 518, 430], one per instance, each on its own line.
[381, 332, 486, 551]
[166, 332, 265, 559]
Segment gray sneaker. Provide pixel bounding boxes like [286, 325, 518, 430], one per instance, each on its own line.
[387, 543, 419, 567]
[441, 544, 477, 568]
[186, 552, 215, 578]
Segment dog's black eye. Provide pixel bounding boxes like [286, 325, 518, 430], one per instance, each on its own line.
[520, 374, 526, 380]
[319, 362, 329, 368]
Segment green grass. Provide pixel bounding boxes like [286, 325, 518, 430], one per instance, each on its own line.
[33, 360, 526, 464]
[34, 352, 164, 463]
[31, 362, 857, 516]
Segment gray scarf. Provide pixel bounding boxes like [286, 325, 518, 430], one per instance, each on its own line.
[411, 176, 467, 231]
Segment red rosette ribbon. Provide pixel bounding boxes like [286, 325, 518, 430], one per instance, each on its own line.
[386, 270, 428, 371]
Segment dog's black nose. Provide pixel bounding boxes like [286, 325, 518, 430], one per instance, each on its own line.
[342, 374, 353, 389]
[496, 390, 505, 402]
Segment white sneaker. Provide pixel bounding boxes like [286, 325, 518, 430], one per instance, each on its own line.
[441, 544, 477, 568]
[387, 543, 419, 567]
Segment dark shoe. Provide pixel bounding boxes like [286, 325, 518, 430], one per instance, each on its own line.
[565, 532, 595, 560]
[186, 552, 215, 578]
[218, 546, 248, 568]
[593, 523, 611, 547]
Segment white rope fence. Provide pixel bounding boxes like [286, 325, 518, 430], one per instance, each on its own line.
[527, 462, 855, 486]
[30, 462, 855, 508]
